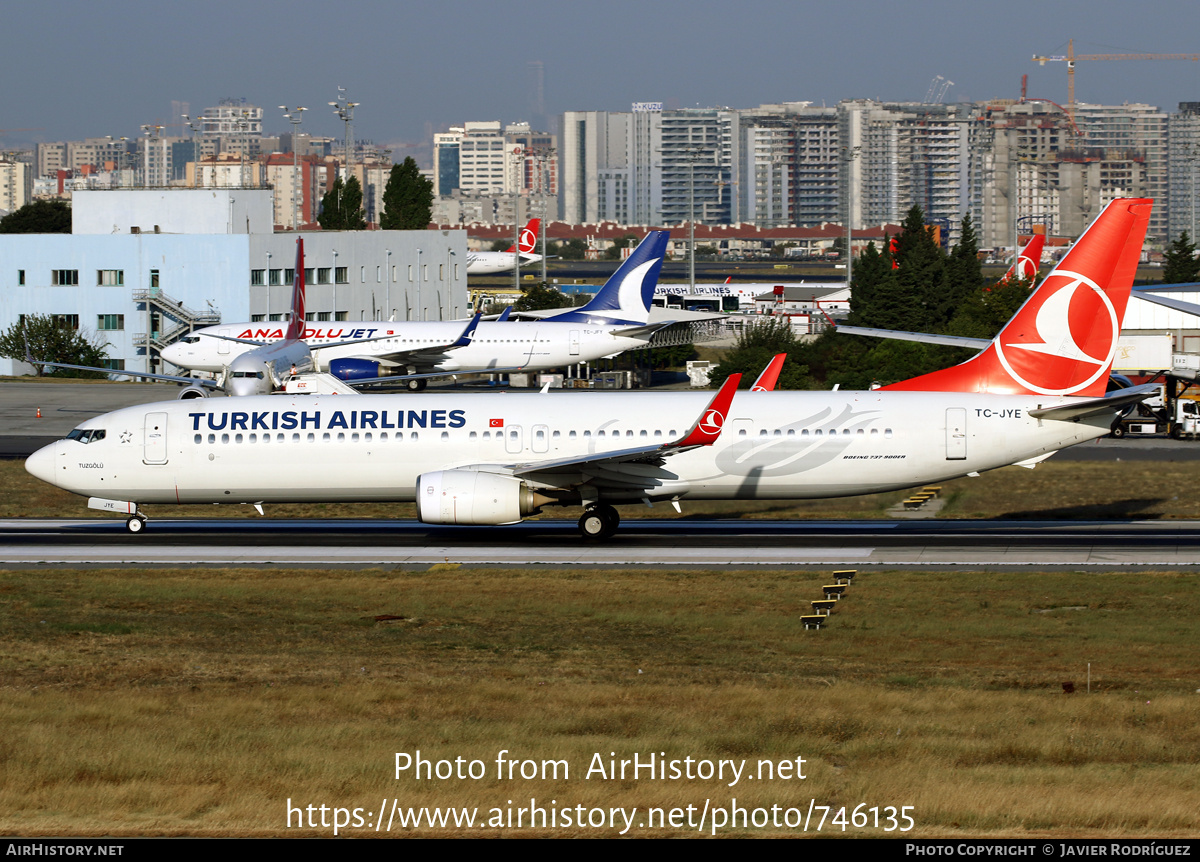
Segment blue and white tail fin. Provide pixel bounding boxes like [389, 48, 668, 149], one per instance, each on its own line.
[546, 231, 669, 325]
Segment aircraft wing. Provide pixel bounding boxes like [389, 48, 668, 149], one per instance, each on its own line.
[836, 325, 991, 350]
[344, 366, 529, 387]
[503, 374, 741, 491]
[28, 359, 224, 390]
[1027, 383, 1161, 421]
[322, 313, 483, 369]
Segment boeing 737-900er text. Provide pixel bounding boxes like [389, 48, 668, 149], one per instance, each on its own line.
[26, 199, 1156, 538]
[465, 217, 544, 274]
[159, 230, 672, 393]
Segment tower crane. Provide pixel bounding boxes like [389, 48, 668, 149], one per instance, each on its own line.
[1032, 39, 1199, 127]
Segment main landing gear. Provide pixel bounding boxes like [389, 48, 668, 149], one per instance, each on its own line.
[578, 504, 620, 540]
[125, 515, 147, 534]
[405, 378, 427, 392]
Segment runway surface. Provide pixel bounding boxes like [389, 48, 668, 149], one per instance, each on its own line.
[3, 517, 1200, 568]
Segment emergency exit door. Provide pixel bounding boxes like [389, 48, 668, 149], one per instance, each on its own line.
[945, 408, 967, 460]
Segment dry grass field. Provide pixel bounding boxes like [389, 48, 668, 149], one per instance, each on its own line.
[2, 565, 1198, 837]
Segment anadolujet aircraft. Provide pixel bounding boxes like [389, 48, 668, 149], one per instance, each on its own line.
[27, 199, 1157, 538]
[161, 231, 673, 392]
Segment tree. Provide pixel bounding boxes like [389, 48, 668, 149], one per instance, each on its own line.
[0, 314, 109, 378]
[708, 316, 811, 390]
[0, 200, 71, 234]
[605, 234, 638, 260]
[380, 157, 434, 230]
[513, 282, 571, 312]
[317, 176, 366, 230]
[557, 238, 588, 260]
[1163, 231, 1200, 284]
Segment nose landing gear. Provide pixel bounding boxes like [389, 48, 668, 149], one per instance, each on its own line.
[125, 515, 147, 534]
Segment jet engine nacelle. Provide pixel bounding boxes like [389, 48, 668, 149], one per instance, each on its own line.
[330, 358, 385, 382]
[177, 385, 212, 400]
[416, 470, 549, 526]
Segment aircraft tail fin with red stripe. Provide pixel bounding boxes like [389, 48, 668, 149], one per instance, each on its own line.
[284, 238, 306, 341]
[883, 198, 1151, 397]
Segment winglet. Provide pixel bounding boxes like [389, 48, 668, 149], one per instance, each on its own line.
[497, 306, 512, 321]
[750, 354, 786, 391]
[284, 238, 306, 341]
[448, 312, 483, 348]
[674, 373, 741, 448]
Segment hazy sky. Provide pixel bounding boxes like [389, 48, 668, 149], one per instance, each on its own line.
[4, 0, 1198, 161]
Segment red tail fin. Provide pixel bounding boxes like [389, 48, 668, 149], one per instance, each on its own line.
[285, 238, 306, 341]
[883, 198, 1151, 397]
[1000, 232, 1046, 284]
[518, 218, 540, 254]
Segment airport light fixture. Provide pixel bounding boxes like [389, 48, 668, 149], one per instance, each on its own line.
[279, 106, 308, 229]
[140, 124, 164, 188]
[329, 88, 359, 180]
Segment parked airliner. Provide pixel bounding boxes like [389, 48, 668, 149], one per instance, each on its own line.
[27, 199, 1156, 539]
[161, 231, 673, 392]
[466, 218, 543, 274]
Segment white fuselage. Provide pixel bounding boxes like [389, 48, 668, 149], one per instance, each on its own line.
[465, 251, 542, 274]
[163, 320, 645, 377]
[28, 390, 1108, 508]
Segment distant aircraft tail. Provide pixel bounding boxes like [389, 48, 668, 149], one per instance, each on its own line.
[883, 198, 1151, 397]
[999, 233, 1046, 284]
[545, 231, 670, 325]
[285, 238, 306, 341]
[503, 218, 542, 254]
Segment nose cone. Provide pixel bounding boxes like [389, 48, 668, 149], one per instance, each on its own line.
[160, 342, 184, 366]
[25, 444, 57, 486]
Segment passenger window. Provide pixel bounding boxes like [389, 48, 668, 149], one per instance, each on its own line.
[221, 433, 229, 444]
[208, 433, 216, 444]
[194, 434, 202, 444]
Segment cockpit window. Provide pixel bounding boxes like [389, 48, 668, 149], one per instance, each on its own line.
[182, 336, 200, 344]
[232, 371, 265, 379]
[65, 428, 105, 444]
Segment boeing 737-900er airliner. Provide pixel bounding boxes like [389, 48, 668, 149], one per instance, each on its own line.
[26, 199, 1156, 539]
[159, 230, 673, 393]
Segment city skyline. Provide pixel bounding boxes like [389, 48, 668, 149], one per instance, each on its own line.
[2, 0, 1198, 157]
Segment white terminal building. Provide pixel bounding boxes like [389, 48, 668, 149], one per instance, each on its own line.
[0, 189, 467, 376]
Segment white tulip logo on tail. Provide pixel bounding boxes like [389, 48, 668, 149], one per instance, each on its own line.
[1017, 254, 1038, 281]
[698, 408, 725, 436]
[520, 228, 537, 251]
[995, 270, 1118, 396]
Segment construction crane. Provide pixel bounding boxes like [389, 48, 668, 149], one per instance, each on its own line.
[1032, 39, 1199, 126]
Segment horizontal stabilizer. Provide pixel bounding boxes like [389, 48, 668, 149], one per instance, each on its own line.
[1027, 383, 1161, 421]
[1131, 289, 1200, 318]
[836, 325, 991, 350]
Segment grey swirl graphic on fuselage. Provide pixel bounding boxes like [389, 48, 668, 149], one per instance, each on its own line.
[710, 404, 881, 479]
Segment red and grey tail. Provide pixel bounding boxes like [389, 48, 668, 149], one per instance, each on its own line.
[999, 232, 1046, 284]
[285, 238, 306, 341]
[883, 198, 1151, 397]
[503, 218, 542, 254]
